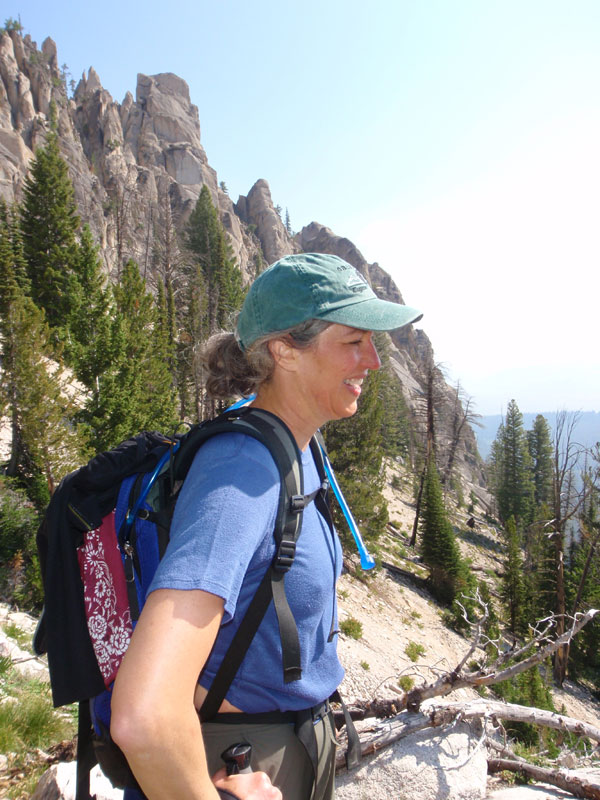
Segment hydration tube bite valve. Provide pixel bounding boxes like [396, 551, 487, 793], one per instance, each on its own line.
[226, 395, 376, 570]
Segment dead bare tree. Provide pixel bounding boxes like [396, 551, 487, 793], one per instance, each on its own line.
[551, 410, 587, 685]
[410, 360, 446, 546]
[441, 381, 482, 486]
[354, 603, 598, 718]
[334, 602, 600, 796]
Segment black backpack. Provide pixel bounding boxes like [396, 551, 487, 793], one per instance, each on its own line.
[34, 406, 332, 798]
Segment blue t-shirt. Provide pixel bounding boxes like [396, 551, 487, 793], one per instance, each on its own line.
[148, 432, 344, 712]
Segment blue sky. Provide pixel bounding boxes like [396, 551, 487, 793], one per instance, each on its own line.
[8, 1, 600, 416]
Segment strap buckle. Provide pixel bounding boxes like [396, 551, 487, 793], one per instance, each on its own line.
[274, 540, 296, 572]
[290, 494, 305, 513]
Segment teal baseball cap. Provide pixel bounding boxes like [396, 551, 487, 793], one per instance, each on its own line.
[236, 252, 423, 350]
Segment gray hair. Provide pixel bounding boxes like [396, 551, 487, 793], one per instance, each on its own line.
[202, 318, 331, 401]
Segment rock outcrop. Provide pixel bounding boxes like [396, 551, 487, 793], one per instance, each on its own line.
[0, 27, 486, 489]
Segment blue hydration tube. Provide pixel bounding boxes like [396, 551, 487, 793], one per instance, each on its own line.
[319, 448, 375, 570]
[124, 441, 180, 534]
[227, 395, 376, 570]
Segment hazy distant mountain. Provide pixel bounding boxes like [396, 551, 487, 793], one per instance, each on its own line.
[475, 411, 600, 461]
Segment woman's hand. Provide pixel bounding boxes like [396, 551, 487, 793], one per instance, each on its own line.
[212, 767, 282, 799]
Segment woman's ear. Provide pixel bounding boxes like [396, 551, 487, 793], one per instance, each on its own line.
[267, 337, 298, 372]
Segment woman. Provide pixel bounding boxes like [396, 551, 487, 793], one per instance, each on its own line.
[110, 252, 422, 800]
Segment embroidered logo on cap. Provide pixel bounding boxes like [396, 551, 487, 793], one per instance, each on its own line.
[347, 272, 369, 293]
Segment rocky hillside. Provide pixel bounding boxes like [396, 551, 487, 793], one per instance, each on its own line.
[0, 27, 485, 491]
[2, 470, 600, 799]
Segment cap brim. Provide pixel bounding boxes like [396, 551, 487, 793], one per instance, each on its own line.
[318, 297, 423, 331]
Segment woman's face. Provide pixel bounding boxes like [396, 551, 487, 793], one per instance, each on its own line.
[293, 323, 381, 426]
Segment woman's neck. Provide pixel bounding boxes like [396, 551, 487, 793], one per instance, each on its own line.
[251, 382, 319, 452]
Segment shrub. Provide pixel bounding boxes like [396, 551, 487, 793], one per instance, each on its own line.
[397, 675, 414, 692]
[360, 661, 370, 671]
[391, 475, 403, 491]
[340, 617, 363, 640]
[405, 641, 425, 662]
[0, 479, 39, 562]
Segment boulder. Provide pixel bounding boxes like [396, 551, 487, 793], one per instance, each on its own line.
[336, 722, 487, 800]
[31, 762, 123, 800]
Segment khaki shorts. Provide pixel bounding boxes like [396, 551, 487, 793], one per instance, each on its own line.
[202, 708, 338, 800]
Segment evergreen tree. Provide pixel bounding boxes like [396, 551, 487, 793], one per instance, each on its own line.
[567, 524, 600, 686]
[419, 454, 463, 605]
[527, 414, 554, 508]
[66, 224, 114, 380]
[493, 400, 535, 528]
[184, 185, 245, 334]
[0, 282, 90, 507]
[524, 502, 556, 624]
[376, 334, 412, 460]
[0, 201, 29, 315]
[19, 127, 81, 332]
[81, 260, 178, 451]
[181, 185, 245, 419]
[501, 516, 528, 636]
[323, 368, 388, 547]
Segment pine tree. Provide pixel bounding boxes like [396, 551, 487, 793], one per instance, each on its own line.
[524, 501, 556, 624]
[66, 224, 114, 380]
[19, 127, 81, 332]
[376, 334, 412, 460]
[80, 260, 178, 451]
[0, 282, 90, 508]
[527, 414, 554, 508]
[0, 201, 29, 315]
[419, 454, 463, 605]
[493, 400, 535, 528]
[501, 516, 528, 636]
[181, 185, 245, 418]
[184, 185, 245, 334]
[323, 368, 388, 547]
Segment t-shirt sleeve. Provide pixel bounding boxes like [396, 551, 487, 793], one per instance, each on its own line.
[147, 433, 280, 621]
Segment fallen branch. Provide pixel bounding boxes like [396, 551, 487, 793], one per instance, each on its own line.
[336, 699, 600, 771]
[432, 700, 600, 745]
[488, 758, 600, 800]
[356, 608, 599, 718]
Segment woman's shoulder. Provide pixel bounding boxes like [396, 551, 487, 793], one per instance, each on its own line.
[187, 430, 281, 486]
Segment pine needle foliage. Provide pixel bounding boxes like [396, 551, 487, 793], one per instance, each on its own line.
[0, 284, 91, 508]
[419, 454, 463, 605]
[527, 414, 554, 508]
[491, 400, 535, 528]
[20, 129, 81, 333]
[81, 259, 178, 452]
[323, 368, 388, 546]
[501, 516, 528, 636]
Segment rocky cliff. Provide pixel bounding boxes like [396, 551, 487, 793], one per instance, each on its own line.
[0, 28, 486, 491]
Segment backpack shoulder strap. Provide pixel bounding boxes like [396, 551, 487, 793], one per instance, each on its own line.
[190, 407, 311, 720]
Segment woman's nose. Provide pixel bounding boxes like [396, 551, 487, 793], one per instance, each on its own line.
[364, 338, 381, 371]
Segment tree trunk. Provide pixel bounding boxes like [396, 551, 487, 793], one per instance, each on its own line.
[488, 758, 600, 800]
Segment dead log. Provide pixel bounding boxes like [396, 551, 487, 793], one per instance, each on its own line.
[336, 699, 600, 773]
[488, 758, 600, 800]
[432, 699, 600, 744]
[356, 608, 599, 718]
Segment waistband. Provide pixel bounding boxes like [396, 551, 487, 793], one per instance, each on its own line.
[204, 700, 330, 725]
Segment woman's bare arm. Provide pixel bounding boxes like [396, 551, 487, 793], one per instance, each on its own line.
[111, 588, 280, 800]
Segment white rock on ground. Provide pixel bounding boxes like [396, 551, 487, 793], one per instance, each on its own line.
[336, 721, 487, 800]
[30, 762, 123, 800]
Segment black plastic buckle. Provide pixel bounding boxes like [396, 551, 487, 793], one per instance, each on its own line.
[290, 495, 305, 513]
[274, 540, 296, 572]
